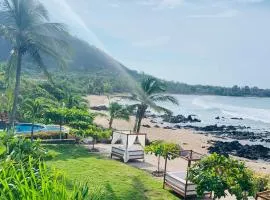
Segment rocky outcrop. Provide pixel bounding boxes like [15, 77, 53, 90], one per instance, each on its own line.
[142, 124, 151, 128]
[90, 105, 108, 111]
[162, 114, 201, 123]
[208, 140, 270, 160]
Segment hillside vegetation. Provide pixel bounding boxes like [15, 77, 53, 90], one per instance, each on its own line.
[1, 37, 270, 97]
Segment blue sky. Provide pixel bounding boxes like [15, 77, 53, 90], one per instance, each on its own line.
[42, 0, 270, 88]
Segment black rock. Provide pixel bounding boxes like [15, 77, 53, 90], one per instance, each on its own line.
[215, 116, 220, 120]
[162, 114, 201, 123]
[154, 125, 160, 128]
[231, 117, 243, 120]
[208, 140, 270, 161]
[164, 126, 172, 129]
[142, 124, 151, 128]
[174, 125, 181, 129]
[150, 120, 157, 124]
[90, 105, 108, 111]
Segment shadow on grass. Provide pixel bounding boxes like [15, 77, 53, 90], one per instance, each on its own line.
[44, 144, 104, 161]
[100, 177, 149, 200]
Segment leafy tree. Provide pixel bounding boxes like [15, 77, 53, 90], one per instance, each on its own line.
[21, 98, 49, 141]
[145, 140, 180, 174]
[45, 107, 94, 134]
[130, 77, 178, 132]
[70, 125, 111, 149]
[108, 102, 130, 129]
[0, 0, 70, 127]
[188, 153, 255, 200]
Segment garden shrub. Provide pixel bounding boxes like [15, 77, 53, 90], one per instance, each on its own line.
[189, 153, 256, 200]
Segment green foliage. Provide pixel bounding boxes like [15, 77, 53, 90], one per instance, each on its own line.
[71, 125, 112, 141]
[188, 153, 256, 200]
[0, 134, 47, 162]
[108, 102, 130, 128]
[44, 107, 94, 125]
[0, 157, 89, 200]
[0, 134, 89, 199]
[145, 140, 180, 172]
[0, 0, 70, 125]
[254, 173, 270, 192]
[145, 140, 180, 159]
[20, 98, 50, 122]
[131, 77, 179, 132]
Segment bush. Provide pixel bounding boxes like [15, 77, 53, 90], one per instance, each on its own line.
[22, 131, 73, 140]
[0, 134, 47, 162]
[254, 173, 270, 192]
[189, 153, 256, 200]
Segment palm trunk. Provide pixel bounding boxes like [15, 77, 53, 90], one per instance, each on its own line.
[157, 155, 161, 172]
[59, 119, 62, 140]
[10, 51, 22, 128]
[136, 106, 146, 133]
[136, 115, 143, 133]
[134, 107, 141, 132]
[109, 117, 113, 129]
[31, 122, 34, 142]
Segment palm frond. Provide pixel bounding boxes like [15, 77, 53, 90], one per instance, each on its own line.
[141, 76, 166, 95]
[151, 105, 173, 115]
[150, 94, 179, 105]
[28, 48, 53, 83]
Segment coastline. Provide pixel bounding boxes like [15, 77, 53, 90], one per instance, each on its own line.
[86, 95, 270, 174]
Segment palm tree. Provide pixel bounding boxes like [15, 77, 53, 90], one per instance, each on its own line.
[108, 102, 130, 129]
[0, 0, 69, 127]
[131, 77, 179, 133]
[22, 98, 48, 141]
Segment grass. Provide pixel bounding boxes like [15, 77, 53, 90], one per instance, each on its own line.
[46, 144, 180, 200]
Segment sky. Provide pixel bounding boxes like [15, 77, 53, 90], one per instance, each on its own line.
[41, 0, 270, 88]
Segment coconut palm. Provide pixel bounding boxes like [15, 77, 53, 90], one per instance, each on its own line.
[131, 77, 179, 133]
[0, 0, 70, 127]
[22, 98, 49, 141]
[108, 102, 130, 129]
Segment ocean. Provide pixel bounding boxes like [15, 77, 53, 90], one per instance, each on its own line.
[164, 95, 270, 131]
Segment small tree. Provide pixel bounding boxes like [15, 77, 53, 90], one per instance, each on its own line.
[21, 98, 48, 141]
[108, 102, 130, 129]
[145, 140, 180, 176]
[188, 153, 255, 200]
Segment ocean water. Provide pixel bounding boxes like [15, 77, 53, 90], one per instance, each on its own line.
[162, 95, 270, 132]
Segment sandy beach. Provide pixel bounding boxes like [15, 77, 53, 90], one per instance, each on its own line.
[86, 95, 270, 174]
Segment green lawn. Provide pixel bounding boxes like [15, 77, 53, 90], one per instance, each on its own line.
[46, 145, 180, 200]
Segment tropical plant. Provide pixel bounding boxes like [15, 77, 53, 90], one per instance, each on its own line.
[0, 133, 47, 162]
[145, 140, 180, 175]
[71, 125, 112, 149]
[188, 153, 255, 200]
[44, 107, 94, 138]
[21, 98, 49, 141]
[0, 0, 70, 127]
[254, 173, 270, 193]
[0, 157, 89, 200]
[108, 102, 130, 129]
[63, 91, 87, 109]
[129, 77, 178, 133]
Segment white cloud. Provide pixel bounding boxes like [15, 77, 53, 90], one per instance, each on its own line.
[132, 36, 170, 47]
[188, 9, 240, 18]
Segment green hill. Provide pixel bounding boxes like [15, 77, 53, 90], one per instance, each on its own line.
[0, 36, 270, 97]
